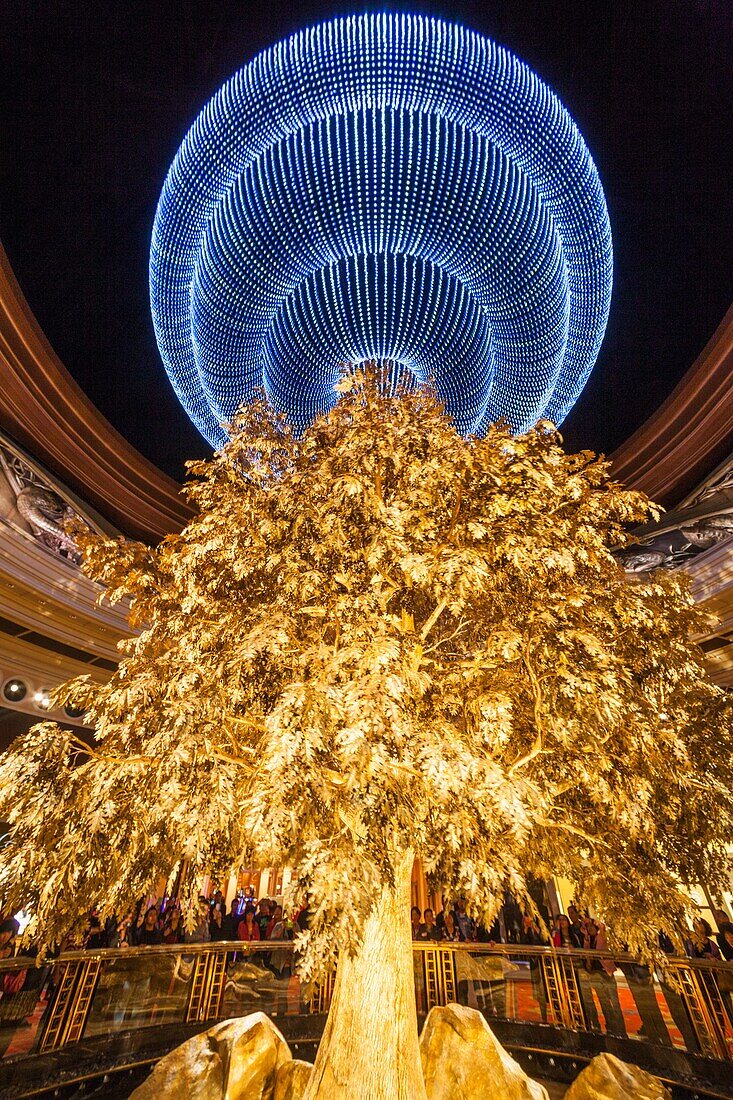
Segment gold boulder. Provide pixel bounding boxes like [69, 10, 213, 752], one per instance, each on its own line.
[420, 1003, 549, 1100]
[564, 1052, 671, 1100]
[129, 1011, 291, 1100]
[274, 1058, 314, 1100]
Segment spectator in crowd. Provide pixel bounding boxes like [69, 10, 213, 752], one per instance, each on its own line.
[238, 906, 261, 943]
[186, 898, 212, 944]
[231, 890, 247, 919]
[104, 914, 119, 946]
[552, 914, 583, 949]
[689, 917, 721, 959]
[209, 889, 227, 919]
[107, 910, 135, 948]
[411, 906, 428, 940]
[519, 913, 545, 946]
[162, 908, 183, 944]
[134, 906, 162, 946]
[265, 905, 285, 940]
[713, 908, 731, 931]
[103, 914, 120, 948]
[209, 906, 228, 941]
[420, 908, 440, 941]
[716, 920, 733, 962]
[500, 894, 523, 943]
[454, 898, 477, 942]
[567, 904, 584, 937]
[713, 919, 733, 1014]
[0, 917, 18, 960]
[256, 899, 272, 938]
[83, 915, 106, 950]
[476, 916, 503, 944]
[658, 929, 675, 953]
[294, 903, 311, 934]
[265, 905, 291, 980]
[440, 910, 460, 942]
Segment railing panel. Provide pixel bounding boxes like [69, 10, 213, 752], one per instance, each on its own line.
[413, 943, 733, 1060]
[84, 951, 196, 1039]
[0, 941, 730, 1077]
[0, 960, 50, 1059]
[219, 946, 305, 1020]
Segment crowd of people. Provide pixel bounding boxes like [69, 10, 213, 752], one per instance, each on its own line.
[407, 899, 733, 1049]
[1, 888, 732, 963]
[409, 897, 480, 942]
[73, 889, 302, 951]
[1, 886, 731, 967]
[409, 898, 733, 963]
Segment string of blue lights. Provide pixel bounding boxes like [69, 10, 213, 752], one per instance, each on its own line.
[150, 13, 612, 446]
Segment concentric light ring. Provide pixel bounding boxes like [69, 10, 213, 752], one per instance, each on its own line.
[151, 13, 612, 445]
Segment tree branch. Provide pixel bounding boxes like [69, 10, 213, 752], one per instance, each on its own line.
[420, 597, 448, 641]
[447, 483, 463, 536]
[423, 618, 469, 654]
[541, 819, 608, 849]
[508, 644, 545, 774]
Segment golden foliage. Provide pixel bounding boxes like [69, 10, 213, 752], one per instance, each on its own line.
[1, 371, 731, 973]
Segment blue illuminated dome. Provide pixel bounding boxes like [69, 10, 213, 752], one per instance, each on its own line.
[150, 14, 612, 446]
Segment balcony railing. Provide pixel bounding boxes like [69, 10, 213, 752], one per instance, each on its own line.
[0, 941, 730, 1094]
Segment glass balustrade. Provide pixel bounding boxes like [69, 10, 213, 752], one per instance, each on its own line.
[0, 942, 730, 1086]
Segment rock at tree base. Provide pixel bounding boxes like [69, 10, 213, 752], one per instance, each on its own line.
[274, 1059, 313, 1099]
[564, 1053, 671, 1099]
[220, 1014, 291, 1099]
[420, 1003, 549, 1099]
[128, 1030, 223, 1100]
[129, 1012, 291, 1100]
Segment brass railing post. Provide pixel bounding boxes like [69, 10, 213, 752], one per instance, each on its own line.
[38, 956, 102, 1052]
[185, 950, 228, 1023]
[422, 945, 457, 1010]
[672, 962, 732, 1060]
[540, 951, 585, 1030]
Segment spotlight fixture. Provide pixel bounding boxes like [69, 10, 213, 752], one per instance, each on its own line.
[64, 704, 86, 720]
[151, 13, 612, 442]
[2, 679, 27, 703]
[33, 689, 51, 711]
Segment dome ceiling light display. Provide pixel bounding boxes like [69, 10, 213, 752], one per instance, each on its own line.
[150, 13, 613, 447]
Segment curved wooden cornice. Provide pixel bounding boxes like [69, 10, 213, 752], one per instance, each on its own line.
[1, 238, 731, 535]
[610, 301, 733, 506]
[0, 242, 193, 542]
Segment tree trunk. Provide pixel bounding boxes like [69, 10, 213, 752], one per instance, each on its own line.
[303, 850, 427, 1100]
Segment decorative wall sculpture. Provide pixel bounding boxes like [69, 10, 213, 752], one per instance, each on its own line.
[150, 13, 612, 445]
[0, 436, 92, 564]
[617, 455, 733, 573]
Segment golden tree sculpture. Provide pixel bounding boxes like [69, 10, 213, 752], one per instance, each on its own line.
[1, 371, 732, 1099]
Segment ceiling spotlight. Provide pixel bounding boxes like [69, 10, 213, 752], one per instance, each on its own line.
[2, 679, 27, 703]
[64, 704, 86, 720]
[33, 689, 51, 710]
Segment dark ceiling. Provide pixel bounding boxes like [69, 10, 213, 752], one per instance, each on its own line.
[1, 0, 732, 481]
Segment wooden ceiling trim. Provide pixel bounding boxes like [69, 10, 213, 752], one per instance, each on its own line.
[1, 242, 732, 535]
[0, 244, 193, 542]
[610, 301, 733, 506]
